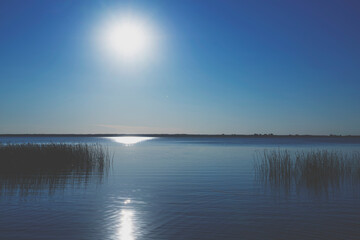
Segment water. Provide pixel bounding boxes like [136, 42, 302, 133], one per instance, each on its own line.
[1, 136, 360, 240]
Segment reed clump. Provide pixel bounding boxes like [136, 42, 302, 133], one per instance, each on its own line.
[254, 149, 360, 195]
[0, 143, 112, 194]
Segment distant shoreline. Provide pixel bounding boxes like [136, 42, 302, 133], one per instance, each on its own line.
[1, 134, 359, 138]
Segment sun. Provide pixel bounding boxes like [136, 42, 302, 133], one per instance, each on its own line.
[100, 15, 154, 61]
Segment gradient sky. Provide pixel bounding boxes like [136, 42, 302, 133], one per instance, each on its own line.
[1, 0, 359, 134]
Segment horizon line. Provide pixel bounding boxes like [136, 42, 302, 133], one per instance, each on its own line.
[1, 133, 360, 138]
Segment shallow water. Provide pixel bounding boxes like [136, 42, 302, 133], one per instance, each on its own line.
[1, 136, 360, 240]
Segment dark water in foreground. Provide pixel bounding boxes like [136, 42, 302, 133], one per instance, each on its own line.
[1, 136, 360, 240]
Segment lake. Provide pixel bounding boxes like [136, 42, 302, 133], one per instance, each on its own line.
[1, 136, 360, 240]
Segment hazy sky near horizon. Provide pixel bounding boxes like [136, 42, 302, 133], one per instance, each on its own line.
[1, 0, 360, 135]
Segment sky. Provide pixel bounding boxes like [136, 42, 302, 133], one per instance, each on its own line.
[0, 0, 360, 135]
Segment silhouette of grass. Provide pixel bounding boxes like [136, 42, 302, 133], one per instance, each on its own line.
[0, 143, 112, 195]
[254, 149, 360, 195]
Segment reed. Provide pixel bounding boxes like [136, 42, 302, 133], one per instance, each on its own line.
[0, 143, 112, 194]
[254, 149, 360, 195]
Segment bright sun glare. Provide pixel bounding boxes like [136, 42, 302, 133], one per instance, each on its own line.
[101, 15, 154, 61]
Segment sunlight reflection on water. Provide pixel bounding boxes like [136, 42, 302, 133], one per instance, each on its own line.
[107, 137, 155, 146]
[111, 198, 138, 240]
[117, 209, 135, 240]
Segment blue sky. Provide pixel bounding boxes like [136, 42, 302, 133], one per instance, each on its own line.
[1, 0, 359, 134]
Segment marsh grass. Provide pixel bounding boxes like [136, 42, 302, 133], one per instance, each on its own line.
[254, 149, 360, 196]
[0, 143, 112, 195]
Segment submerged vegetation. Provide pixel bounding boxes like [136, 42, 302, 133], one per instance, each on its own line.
[254, 149, 360, 196]
[0, 143, 112, 194]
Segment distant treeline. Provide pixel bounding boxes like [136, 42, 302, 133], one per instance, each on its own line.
[0, 134, 359, 138]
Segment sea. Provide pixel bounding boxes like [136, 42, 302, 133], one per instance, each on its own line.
[0, 136, 360, 240]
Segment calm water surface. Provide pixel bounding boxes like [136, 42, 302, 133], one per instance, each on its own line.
[1, 136, 360, 240]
